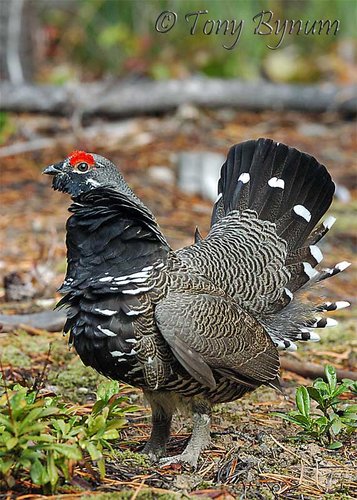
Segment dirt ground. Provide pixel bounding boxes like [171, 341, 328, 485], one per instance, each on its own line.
[0, 109, 356, 499]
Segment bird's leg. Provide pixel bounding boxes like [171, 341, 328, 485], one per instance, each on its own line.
[160, 398, 212, 468]
[141, 390, 174, 461]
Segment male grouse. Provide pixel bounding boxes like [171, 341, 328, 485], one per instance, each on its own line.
[44, 139, 350, 467]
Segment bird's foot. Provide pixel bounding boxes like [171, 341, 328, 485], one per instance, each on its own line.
[159, 451, 200, 469]
[141, 443, 166, 463]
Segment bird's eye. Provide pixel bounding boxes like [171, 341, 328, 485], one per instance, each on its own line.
[76, 162, 89, 172]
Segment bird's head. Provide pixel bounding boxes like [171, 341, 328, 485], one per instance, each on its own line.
[43, 150, 132, 198]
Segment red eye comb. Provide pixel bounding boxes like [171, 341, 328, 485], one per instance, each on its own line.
[69, 151, 95, 166]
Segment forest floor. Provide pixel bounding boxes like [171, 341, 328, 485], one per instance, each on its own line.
[0, 108, 356, 499]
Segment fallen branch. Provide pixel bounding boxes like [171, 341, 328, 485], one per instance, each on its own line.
[280, 358, 356, 382]
[1, 79, 356, 116]
[0, 311, 66, 332]
[0, 119, 140, 158]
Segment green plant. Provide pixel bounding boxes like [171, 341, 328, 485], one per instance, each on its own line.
[0, 376, 138, 493]
[273, 365, 357, 449]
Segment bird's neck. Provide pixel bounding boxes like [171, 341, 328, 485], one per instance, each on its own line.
[64, 188, 170, 284]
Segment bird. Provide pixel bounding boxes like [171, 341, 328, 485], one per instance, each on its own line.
[43, 139, 350, 467]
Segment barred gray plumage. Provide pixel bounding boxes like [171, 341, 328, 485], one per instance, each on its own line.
[43, 139, 350, 467]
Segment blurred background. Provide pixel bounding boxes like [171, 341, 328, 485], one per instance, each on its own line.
[1, 0, 355, 84]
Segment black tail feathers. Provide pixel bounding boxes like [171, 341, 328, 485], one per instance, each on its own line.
[211, 138, 335, 252]
[212, 139, 350, 352]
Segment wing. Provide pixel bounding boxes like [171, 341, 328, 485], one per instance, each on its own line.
[155, 291, 280, 390]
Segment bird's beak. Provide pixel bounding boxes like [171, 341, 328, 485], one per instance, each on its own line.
[43, 162, 64, 175]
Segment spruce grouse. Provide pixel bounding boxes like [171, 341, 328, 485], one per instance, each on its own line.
[44, 139, 350, 467]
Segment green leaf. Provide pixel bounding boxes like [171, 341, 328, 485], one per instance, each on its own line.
[325, 365, 337, 392]
[95, 380, 119, 403]
[47, 452, 58, 488]
[0, 414, 15, 432]
[105, 417, 127, 430]
[332, 385, 349, 398]
[30, 459, 46, 485]
[97, 457, 106, 478]
[86, 442, 102, 461]
[17, 407, 45, 431]
[344, 404, 357, 413]
[273, 412, 310, 428]
[6, 437, 18, 450]
[0, 459, 14, 475]
[313, 379, 329, 394]
[328, 441, 343, 450]
[51, 444, 82, 460]
[307, 387, 325, 407]
[88, 415, 106, 435]
[296, 386, 310, 417]
[102, 429, 119, 440]
[330, 417, 342, 435]
[315, 415, 329, 427]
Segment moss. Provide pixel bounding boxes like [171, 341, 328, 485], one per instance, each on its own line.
[113, 449, 151, 467]
[48, 356, 104, 403]
[1, 329, 55, 368]
[1, 344, 32, 368]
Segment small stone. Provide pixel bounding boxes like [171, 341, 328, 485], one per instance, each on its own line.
[148, 166, 175, 184]
[177, 151, 225, 201]
[297, 123, 329, 137]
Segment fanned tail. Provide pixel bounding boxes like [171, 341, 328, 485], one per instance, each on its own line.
[211, 138, 350, 351]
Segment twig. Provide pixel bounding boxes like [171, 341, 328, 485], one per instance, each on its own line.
[130, 479, 146, 500]
[269, 434, 311, 465]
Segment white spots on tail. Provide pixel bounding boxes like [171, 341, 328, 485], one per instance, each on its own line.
[238, 173, 250, 184]
[95, 308, 117, 316]
[336, 261, 351, 272]
[99, 276, 113, 282]
[309, 332, 321, 342]
[310, 245, 323, 263]
[323, 215, 336, 230]
[268, 177, 285, 189]
[293, 204, 311, 222]
[312, 317, 338, 328]
[325, 318, 338, 327]
[285, 341, 297, 352]
[97, 325, 116, 337]
[303, 262, 319, 279]
[126, 338, 137, 344]
[275, 340, 297, 351]
[215, 192, 223, 203]
[318, 301, 350, 311]
[335, 301, 350, 309]
[284, 287, 293, 300]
